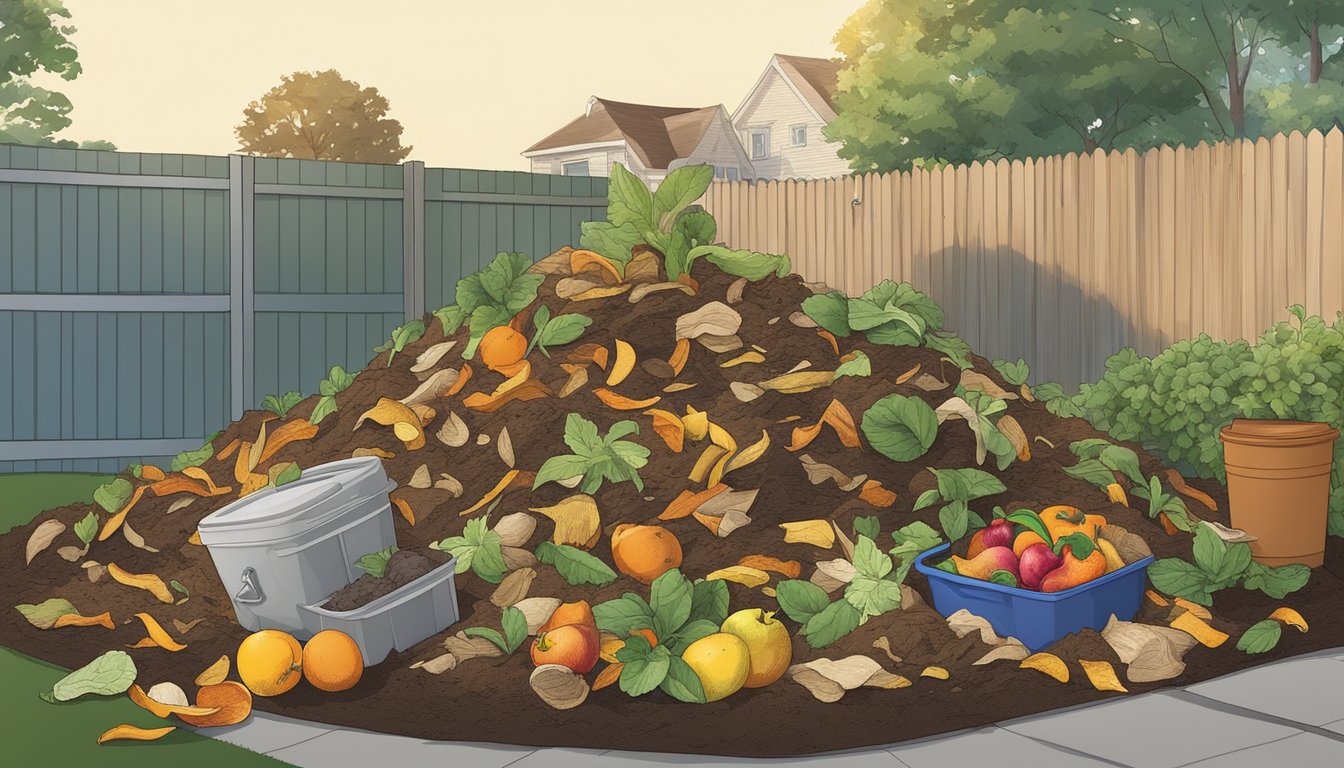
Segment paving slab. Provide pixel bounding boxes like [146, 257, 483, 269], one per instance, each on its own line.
[1180, 732, 1344, 767]
[887, 726, 1115, 767]
[190, 711, 335, 755]
[542, 748, 905, 767]
[507, 747, 609, 767]
[1324, 719, 1344, 737]
[1184, 656, 1344, 726]
[1001, 692, 1300, 768]
[266, 728, 534, 767]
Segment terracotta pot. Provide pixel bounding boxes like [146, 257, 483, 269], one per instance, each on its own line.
[1219, 419, 1339, 567]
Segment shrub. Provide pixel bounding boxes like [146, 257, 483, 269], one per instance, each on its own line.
[1044, 307, 1344, 536]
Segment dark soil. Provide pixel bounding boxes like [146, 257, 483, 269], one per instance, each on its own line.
[3, 249, 1343, 757]
[323, 550, 445, 612]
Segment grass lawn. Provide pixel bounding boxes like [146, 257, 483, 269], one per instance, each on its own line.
[0, 473, 287, 767]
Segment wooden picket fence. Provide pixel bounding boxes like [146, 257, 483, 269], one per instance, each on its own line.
[703, 128, 1344, 389]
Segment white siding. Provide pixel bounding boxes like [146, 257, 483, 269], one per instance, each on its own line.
[733, 67, 850, 180]
[528, 144, 634, 178]
[676, 113, 754, 181]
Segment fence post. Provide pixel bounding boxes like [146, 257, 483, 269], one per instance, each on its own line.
[402, 161, 427, 322]
[228, 154, 256, 420]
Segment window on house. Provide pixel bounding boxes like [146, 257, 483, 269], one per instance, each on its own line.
[791, 125, 807, 147]
[714, 166, 740, 181]
[561, 160, 590, 177]
[749, 128, 770, 160]
[725, 167, 740, 181]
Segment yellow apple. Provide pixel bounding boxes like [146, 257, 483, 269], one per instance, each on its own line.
[720, 608, 792, 688]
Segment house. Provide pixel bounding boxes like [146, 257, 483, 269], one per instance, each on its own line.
[523, 96, 754, 189]
[731, 54, 851, 179]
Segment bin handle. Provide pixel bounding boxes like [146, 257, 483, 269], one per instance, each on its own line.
[235, 567, 265, 605]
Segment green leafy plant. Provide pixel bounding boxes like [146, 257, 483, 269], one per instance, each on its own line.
[261, 391, 303, 419]
[1064, 439, 1195, 531]
[465, 605, 528, 655]
[1236, 620, 1282, 654]
[939, 388, 1018, 469]
[93, 478, 132, 516]
[526, 305, 592, 357]
[41, 650, 136, 703]
[913, 467, 1006, 542]
[992, 358, 1030, 386]
[535, 541, 617, 586]
[889, 520, 944, 581]
[592, 569, 725, 702]
[170, 442, 213, 472]
[833, 350, 872, 380]
[355, 546, 398, 578]
[373, 319, 425, 368]
[534, 413, 650, 494]
[774, 580, 860, 649]
[775, 533, 912, 649]
[683, 245, 791, 282]
[861, 393, 939, 462]
[581, 163, 717, 281]
[432, 251, 544, 358]
[430, 515, 506, 584]
[1147, 524, 1311, 606]
[73, 511, 97, 550]
[309, 365, 357, 425]
[803, 280, 972, 368]
[853, 515, 880, 542]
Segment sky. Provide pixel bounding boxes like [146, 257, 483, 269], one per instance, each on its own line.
[37, 0, 864, 170]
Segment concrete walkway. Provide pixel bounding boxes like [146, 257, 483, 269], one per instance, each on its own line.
[197, 647, 1344, 767]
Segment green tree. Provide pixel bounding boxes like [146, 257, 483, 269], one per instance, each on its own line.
[1261, 0, 1344, 82]
[826, 0, 1202, 172]
[235, 70, 412, 163]
[0, 0, 81, 145]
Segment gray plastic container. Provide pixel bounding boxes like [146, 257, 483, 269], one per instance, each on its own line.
[197, 457, 397, 635]
[299, 556, 461, 665]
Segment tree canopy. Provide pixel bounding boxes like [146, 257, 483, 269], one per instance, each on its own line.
[828, 0, 1344, 173]
[0, 0, 103, 147]
[235, 70, 412, 163]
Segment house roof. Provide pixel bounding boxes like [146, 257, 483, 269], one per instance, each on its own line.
[525, 97, 722, 170]
[773, 54, 843, 122]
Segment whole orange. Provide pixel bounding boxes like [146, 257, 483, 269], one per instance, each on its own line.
[301, 630, 364, 692]
[237, 630, 302, 697]
[610, 524, 683, 585]
[479, 326, 527, 372]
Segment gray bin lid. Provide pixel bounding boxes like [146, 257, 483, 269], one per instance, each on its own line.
[198, 457, 395, 546]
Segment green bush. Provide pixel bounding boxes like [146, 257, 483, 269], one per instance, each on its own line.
[1041, 307, 1344, 536]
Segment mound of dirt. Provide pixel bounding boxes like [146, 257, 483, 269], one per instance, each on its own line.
[3, 248, 1342, 757]
[324, 550, 445, 612]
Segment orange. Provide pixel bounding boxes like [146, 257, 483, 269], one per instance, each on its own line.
[237, 630, 302, 697]
[479, 326, 528, 372]
[301, 629, 364, 692]
[176, 682, 253, 728]
[611, 524, 683, 585]
[538, 600, 596, 634]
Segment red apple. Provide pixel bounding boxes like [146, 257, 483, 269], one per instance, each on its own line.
[530, 623, 600, 674]
[967, 519, 1014, 558]
[1019, 542, 1064, 590]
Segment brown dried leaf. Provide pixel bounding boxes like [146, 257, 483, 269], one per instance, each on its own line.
[490, 567, 537, 607]
[624, 250, 661, 283]
[569, 284, 632, 302]
[166, 497, 195, 515]
[788, 311, 818, 328]
[353, 447, 395, 459]
[872, 637, 902, 664]
[494, 512, 537, 548]
[973, 642, 1031, 665]
[557, 365, 589, 399]
[401, 368, 460, 408]
[696, 333, 743, 353]
[57, 546, 85, 562]
[409, 464, 432, 489]
[788, 666, 845, 702]
[529, 495, 600, 549]
[497, 427, 515, 468]
[83, 562, 107, 583]
[725, 277, 748, 304]
[25, 519, 65, 565]
[912, 373, 949, 391]
[960, 370, 1018, 400]
[412, 653, 458, 674]
[514, 597, 561, 634]
[641, 358, 675, 379]
[730, 382, 765, 402]
[122, 521, 159, 553]
[628, 281, 695, 303]
[530, 663, 589, 710]
[172, 617, 204, 635]
[798, 655, 883, 690]
[895, 363, 921, 385]
[411, 341, 458, 377]
[555, 275, 606, 299]
[811, 559, 856, 592]
[997, 415, 1031, 461]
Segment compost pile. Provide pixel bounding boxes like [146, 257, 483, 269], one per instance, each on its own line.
[3, 244, 1344, 756]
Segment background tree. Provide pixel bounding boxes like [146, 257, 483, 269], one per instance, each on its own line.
[235, 70, 412, 163]
[826, 0, 1202, 172]
[0, 0, 98, 147]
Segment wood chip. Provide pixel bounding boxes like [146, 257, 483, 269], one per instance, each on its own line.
[497, 427, 515, 468]
[409, 464, 432, 489]
[436, 411, 469, 447]
[726, 277, 748, 304]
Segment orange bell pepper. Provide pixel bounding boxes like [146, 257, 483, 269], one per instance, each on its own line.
[1011, 506, 1107, 556]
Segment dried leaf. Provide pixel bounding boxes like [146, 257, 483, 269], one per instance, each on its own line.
[797, 454, 862, 491]
[737, 555, 801, 578]
[780, 520, 836, 548]
[593, 662, 624, 691]
[788, 310, 818, 328]
[400, 369, 459, 409]
[494, 512, 537, 548]
[107, 563, 173, 604]
[25, 519, 66, 565]
[131, 612, 188, 651]
[720, 350, 765, 368]
[1079, 660, 1128, 692]
[704, 565, 771, 587]
[409, 464, 432, 489]
[628, 281, 695, 303]
[166, 497, 195, 515]
[195, 656, 230, 686]
[798, 655, 883, 690]
[998, 415, 1031, 461]
[787, 400, 861, 451]
[663, 382, 697, 393]
[1166, 469, 1219, 512]
[443, 631, 504, 662]
[529, 495, 600, 549]
[355, 398, 425, 450]
[558, 364, 589, 399]
[912, 373, 949, 391]
[57, 545, 84, 562]
[514, 597, 562, 634]
[353, 447, 396, 459]
[80, 562, 105, 584]
[530, 663, 589, 710]
[667, 338, 692, 376]
[946, 609, 1009, 646]
[920, 666, 950, 680]
[974, 643, 1032, 665]
[960, 370, 1018, 400]
[681, 406, 709, 441]
[122, 522, 159, 553]
[592, 388, 660, 410]
[256, 419, 319, 464]
[730, 382, 765, 402]
[788, 666, 845, 702]
[412, 653, 457, 674]
[864, 670, 913, 689]
[411, 341, 458, 376]
[757, 371, 835, 394]
[659, 484, 729, 521]
[172, 618, 204, 635]
[832, 521, 855, 561]
[895, 364, 921, 384]
[1270, 607, 1308, 632]
[1170, 612, 1229, 648]
[645, 408, 686, 453]
[675, 302, 742, 340]
[1202, 521, 1257, 543]
[811, 559, 857, 592]
[1020, 652, 1070, 683]
[872, 637, 902, 664]
[434, 411, 470, 447]
[97, 725, 176, 744]
[570, 284, 632, 302]
[490, 567, 537, 607]
[858, 480, 897, 508]
[567, 343, 609, 370]
[1173, 598, 1213, 621]
[497, 427, 516, 468]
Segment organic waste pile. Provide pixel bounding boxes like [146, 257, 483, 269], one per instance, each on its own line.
[3, 164, 1344, 756]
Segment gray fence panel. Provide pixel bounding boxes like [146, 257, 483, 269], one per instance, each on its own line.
[1, 145, 604, 472]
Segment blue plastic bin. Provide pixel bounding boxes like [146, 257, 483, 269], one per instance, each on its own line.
[913, 543, 1155, 652]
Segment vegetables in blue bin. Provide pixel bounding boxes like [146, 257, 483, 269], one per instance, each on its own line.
[966, 517, 1013, 558]
[949, 546, 1019, 580]
[1040, 546, 1108, 592]
[1011, 505, 1106, 557]
[1019, 543, 1064, 590]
